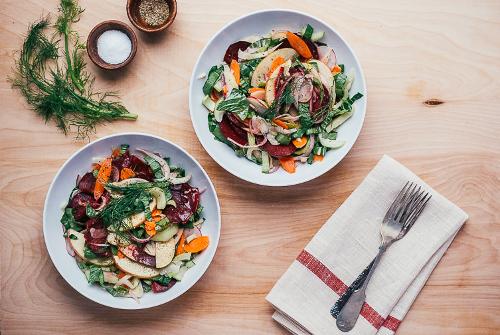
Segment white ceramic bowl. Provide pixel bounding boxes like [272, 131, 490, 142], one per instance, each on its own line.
[43, 133, 221, 309]
[189, 9, 367, 186]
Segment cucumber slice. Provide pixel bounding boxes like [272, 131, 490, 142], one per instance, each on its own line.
[173, 266, 188, 281]
[173, 252, 192, 263]
[202, 95, 216, 112]
[261, 151, 270, 173]
[310, 31, 325, 42]
[152, 224, 179, 242]
[319, 134, 346, 149]
[325, 111, 353, 132]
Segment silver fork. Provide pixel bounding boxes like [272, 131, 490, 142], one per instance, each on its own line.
[335, 182, 431, 332]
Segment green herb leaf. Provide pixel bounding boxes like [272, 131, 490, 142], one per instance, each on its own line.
[105, 285, 128, 297]
[152, 275, 172, 286]
[303, 24, 314, 40]
[203, 65, 223, 95]
[119, 144, 129, 155]
[69, 233, 78, 240]
[217, 89, 252, 120]
[298, 103, 314, 130]
[84, 246, 98, 259]
[85, 204, 98, 218]
[143, 155, 164, 180]
[87, 265, 104, 286]
[61, 208, 83, 231]
[10, 0, 137, 139]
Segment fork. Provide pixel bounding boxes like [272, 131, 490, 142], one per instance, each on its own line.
[335, 181, 431, 332]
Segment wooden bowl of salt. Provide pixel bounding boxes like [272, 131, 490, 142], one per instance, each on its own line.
[87, 20, 138, 70]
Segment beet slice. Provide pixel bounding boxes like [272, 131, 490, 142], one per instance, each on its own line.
[112, 151, 131, 170]
[219, 115, 247, 145]
[152, 280, 177, 293]
[164, 183, 200, 225]
[78, 172, 96, 194]
[70, 192, 94, 221]
[263, 142, 297, 157]
[84, 217, 110, 256]
[129, 155, 154, 181]
[223, 41, 251, 64]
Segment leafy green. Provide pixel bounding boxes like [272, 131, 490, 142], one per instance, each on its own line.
[275, 133, 291, 145]
[203, 65, 223, 95]
[84, 246, 98, 259]
[61, 207, 83, 231]
[155, 218, 170, 231]
[303, 24, 314, 40]
[321, 132, 337, 140]
[152, 275, 172, 286]
[143, 155, 164, 180]
[250, 38, 271, 50]
[216, 89, 252, 120]
[208, 114, 231, 145]
[119, 144, 129, 155]
[9, 0, 137, 139]
[335, 73, 348, 101]
[110, 245, 118, 256]
[105, 285, 128, 297]
[69, 233, 78, 240]
[85, 204, 98, 218]
[86, 265, 104, 285]
[298, 103, 314, 130]
[142, 281, 151, 293]
[239, 59, 259, 93]
[131, 227, 146, 239]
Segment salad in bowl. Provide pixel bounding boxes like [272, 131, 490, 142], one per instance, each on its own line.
[200, 24, 363, 174]
[61, 144, 209, 301]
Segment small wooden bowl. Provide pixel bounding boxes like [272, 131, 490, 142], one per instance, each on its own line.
[87, 20, 137, 70]
[127, 0, 177, 33]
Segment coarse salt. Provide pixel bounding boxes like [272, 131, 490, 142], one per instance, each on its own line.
[97, 30, 132, 65]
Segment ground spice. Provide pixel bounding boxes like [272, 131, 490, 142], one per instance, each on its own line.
[138, 0, 170, 26]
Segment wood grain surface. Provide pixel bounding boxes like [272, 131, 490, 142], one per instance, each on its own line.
[1, 0, 499, 334]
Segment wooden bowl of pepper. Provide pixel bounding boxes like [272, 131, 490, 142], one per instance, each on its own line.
[127, 0, 177, 33]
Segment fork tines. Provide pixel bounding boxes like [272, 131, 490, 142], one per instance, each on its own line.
[385, 181, 432, 230]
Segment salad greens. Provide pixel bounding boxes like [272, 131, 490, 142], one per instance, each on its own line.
[201, 24, 363, 174]
[61, 145, 209, 300]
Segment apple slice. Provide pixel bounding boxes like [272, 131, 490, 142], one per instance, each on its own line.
[67, 229, 113, 266]
[120, 245, 156, 267]
[113, 255, 160, 278]
[155, 239, 176, 268]
[251, 48, 297, 87]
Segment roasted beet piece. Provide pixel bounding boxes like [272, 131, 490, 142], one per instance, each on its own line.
[70, 192, 94, 220]
[151, 280, 177, 293]
[164, 183, 200, 224]
[84, 217, 110, 256]
[263, 142, 297, 157]
[78, 172, 96, 194]
[112, 151, 131, 170]
[129, 155, 154, 181]
[219, 115, 247, 145]
[223, 41, 250, 64]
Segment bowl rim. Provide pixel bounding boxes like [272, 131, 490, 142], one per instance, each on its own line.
[42, 132, 221, 309]
[86, 20, 138, 70]
[188, 9, 367, 187]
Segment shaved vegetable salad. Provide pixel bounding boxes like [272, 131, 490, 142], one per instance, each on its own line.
[61, 145, 208, 300]
[201, 25, 363, 173]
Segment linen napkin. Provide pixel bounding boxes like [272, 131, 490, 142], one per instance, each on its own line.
[266, 155, 468, 335]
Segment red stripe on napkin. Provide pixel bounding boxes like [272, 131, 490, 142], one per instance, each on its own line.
[296, 250, 401, 331]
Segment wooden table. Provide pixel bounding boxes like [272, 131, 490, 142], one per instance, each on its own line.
[1, 0, 499, 334]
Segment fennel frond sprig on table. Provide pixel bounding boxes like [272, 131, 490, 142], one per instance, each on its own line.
[10, 0, 137, 140]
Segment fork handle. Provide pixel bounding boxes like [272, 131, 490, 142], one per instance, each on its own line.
[336, 245, 387, 332]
